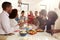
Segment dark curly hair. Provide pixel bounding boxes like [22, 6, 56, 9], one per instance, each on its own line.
[48, 11, 58, 22]
[9, 9, 18, 19]
[2, 2, 11, 10]
[40, 9, 47, 16]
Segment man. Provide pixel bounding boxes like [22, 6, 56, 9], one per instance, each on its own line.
[37, 9, 47, 30]
[47, 11, 58, 35]
[0, 2, 14, 40]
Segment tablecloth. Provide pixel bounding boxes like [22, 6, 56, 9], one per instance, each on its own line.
[6, 32, 58, 40]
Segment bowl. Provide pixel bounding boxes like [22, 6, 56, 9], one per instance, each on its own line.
[20, 31, 27, 36]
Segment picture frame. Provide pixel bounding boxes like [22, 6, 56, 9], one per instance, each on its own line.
[20, 3, 29, 12]
[40, 5, 47, 10]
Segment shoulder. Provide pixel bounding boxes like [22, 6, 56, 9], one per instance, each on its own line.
[0, 13, 9, 21]
[0, 12, 8, 17]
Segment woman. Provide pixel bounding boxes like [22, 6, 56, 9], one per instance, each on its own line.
[9, 9, 19, 31]
[47, 11, 58, 35]
[28, 11, 35, 24]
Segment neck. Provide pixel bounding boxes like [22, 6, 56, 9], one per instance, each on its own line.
[4, 10, 9, 13]
[35, 15, 37, 17]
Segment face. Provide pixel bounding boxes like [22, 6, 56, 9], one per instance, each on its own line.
[30, 11, 33, 15]
[6, 6, 12, 14]
[21, 13, 24, 16]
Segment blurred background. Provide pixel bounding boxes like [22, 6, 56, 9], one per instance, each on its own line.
[0, 0, 60, 29]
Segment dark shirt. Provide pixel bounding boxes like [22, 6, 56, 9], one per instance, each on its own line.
[47, 20, 55, 30]
[37, 17, 47, 30]
[46, 20, 55, 34]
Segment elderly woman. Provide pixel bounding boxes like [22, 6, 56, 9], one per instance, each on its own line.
[28, 11, 35, 24]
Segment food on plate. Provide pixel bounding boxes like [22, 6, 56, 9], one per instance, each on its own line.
[28, 30, 37, 35]
[36, 29, 43, 32]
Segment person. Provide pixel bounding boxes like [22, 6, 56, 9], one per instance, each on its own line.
[19, 11, 27, 27]
[35, 11, 38, 18]
[15, 13, 20, 22]
[32, 18, 39, 29]
[46, 11, 58, 35]
[20, 10, 27, 23]
[31, 11, 39, 29]
[37, 9, 47, 30]
[15, 16, 20, 22]
[0, 2, 14, 40]
[9, 9, 19, 31]
[28, 11, 35, 24]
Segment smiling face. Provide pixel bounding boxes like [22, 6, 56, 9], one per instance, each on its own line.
[6, 6, 12, 14]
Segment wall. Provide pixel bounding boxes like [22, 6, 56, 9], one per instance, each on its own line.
[0, 0, 59, 12]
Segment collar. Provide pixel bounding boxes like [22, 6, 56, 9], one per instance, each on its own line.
[3, 11, 9, 16]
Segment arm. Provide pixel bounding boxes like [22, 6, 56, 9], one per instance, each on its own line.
[1, 15, 14, 34]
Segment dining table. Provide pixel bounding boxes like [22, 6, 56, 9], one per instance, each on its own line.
[6, 32, 59, 40]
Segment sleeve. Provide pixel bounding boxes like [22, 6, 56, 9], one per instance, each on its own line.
[1, 15, 14, 33]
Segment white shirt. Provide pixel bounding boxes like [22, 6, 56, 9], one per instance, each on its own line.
[0, 11, 14, 34]
[10, 19, 19, 31]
